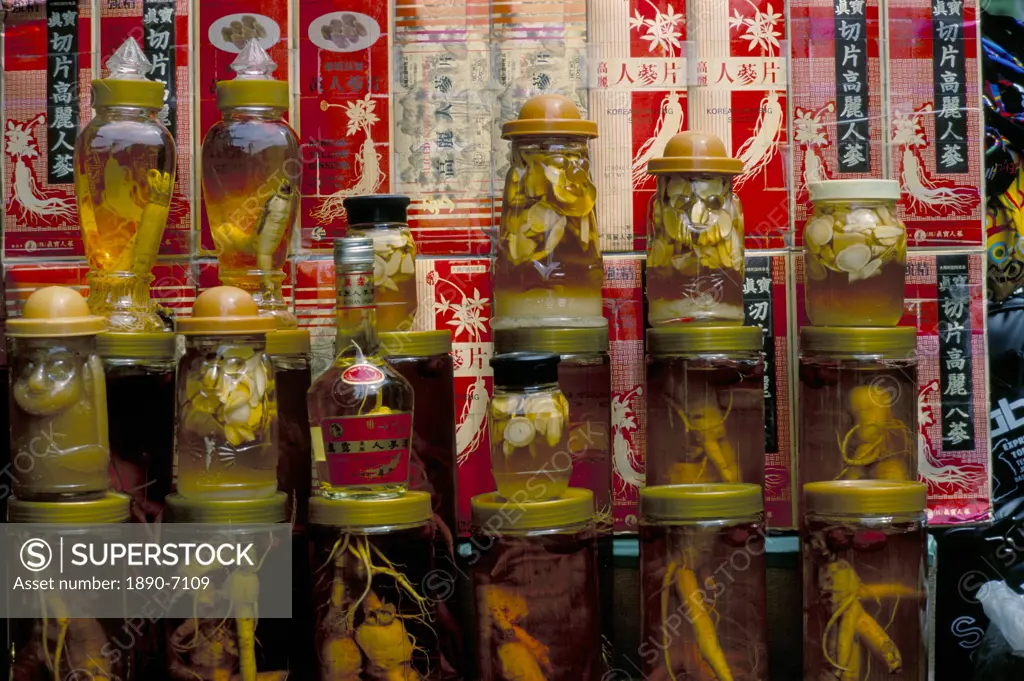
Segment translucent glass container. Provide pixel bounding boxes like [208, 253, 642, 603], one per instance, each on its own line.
[639, 484, 768, 681]
[799, 327, 918, 489]
[803, 481, 927, 681]
[7, 287, 110, 500]
[488, 352, 571, 502]
[267, 329, 312, 525]
[309, 492, 460, 680]
[470, 489, 601, 681]
[492, 95, 604, 329]
[201, 40, 300, 329]
[344, 195, 419, 333]
[175, 286, 278, 500]
[804, 180, 907, 326]
[645, 326, 765, 486]
[646, 132, 745, 326]
[99, 332, 175, 522]
[75, 38, 176, 333]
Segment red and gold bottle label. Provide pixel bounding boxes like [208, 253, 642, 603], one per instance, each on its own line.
[340, 363, 386, 385]
[317, 412, 413, 485]
[339, 270, 374, 308]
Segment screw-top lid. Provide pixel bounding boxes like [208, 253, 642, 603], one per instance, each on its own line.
[647, 131, 744, 175]
[647, 325, 762, 355]
[176, 286, 276, 336]
[334, 236, 375, 269]
[165, 492, 288, 523]
[494, 324, 609, 355]
[8, 492, 131, 523]
[804, 481, 927, 516]
[216, 39, 288, 109]
[641, 484, 763, 521]
[379, 330, 452, 357]
[343, 195, 411, 226]
[501, 94, 598, 139]
[97, 331, 176, 359]
[92, 37, 165, 109]
[472, 488, 594, 531]
[800, 326, 917, 359]
[309, 491, 432, 529]
[266, 329, 310, 356]
[490, 352, 561, 389]
[7, 286, 106, 338]
[809, 179, 901, 202]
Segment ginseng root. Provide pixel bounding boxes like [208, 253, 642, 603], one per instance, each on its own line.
[836, 385, 914, 481]
[670, 392, 739, 483]
[674, 565, 733, 681]
[227, 570, 261, 681]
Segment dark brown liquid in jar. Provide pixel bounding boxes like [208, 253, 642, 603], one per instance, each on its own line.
[273, 364, 312, 526]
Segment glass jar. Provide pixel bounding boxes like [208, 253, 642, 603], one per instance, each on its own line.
[99, 332, 176, 522]
[201, 40, 300, 329]
[7, 287, 110, 500]
[488, 352, 572, 502]
[646, 132, 745, 326]
[804, 180, 907, 326]
[309, 492, 461, 680]
[798, 327, 918, 489]
[9, 493, 134, 681]
[492, 95, 604, 329]
[645, 326, 765, 487]
[639, 484, 768, 681]
[175, 286, 278, 499]
[470, 489, 601, 681]
[267, 329, 312, 525]
[344, 195, 419, 333]
[75, 38, 176, 333]
[803, 481, 927, 681]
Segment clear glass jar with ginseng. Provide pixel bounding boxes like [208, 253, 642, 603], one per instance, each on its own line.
[803, 481, 927, 681]
[309, 492, 461, 680]
[804, 180, 907, 326]
[492, 95, 604, 329]
[99, 332, 176, 522]
[798, 326, 918, 490]
[639, 484, 768, 681]
[646, 131, 745, 326]
[7, 287, 110, 500]
[470, 489, 601, 681]
[174, 286, 278, 500]
[645, 326, 765, 487]
[266, 329, 312, 525]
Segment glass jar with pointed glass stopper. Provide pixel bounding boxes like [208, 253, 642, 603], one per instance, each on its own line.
[202, 38, 300, 329]
[74, 37, 176, 332]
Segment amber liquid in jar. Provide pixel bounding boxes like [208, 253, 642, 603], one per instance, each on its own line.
[11, 617, 133, 681]
[348, 224, 418, 332]
[273, 359, 312, 525]
[559, 356, 612, 514]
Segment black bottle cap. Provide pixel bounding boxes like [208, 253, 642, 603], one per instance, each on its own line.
[490, 352, 561, 389]
[343, 195, 411, 226]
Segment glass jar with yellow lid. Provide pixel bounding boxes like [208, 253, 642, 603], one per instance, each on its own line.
[174, 286, 278, 500]
[470, 488, 601, 681]
[75, 37, 176, 333]
[646, 131, 745, 326]
[803, 481, 927, 681]
[639, 484, 768, 681]
[266, 328, 311, 525]
[646, 326, 765, 486]
[7, 286, 110, 500]
[492, 95, 604, 330]
[804, 180, 907, 326]
[798, 326, 918, 488]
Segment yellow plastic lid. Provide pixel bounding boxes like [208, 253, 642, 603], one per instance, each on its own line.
[647, 131, 744, 176]
[471, 488, 594, 531]
[266, 329, 310, 356]
[8, 492, 130, 523]
[501, 94, 598, 139]
[804, 481, 927, 516]
[97, 331, 176, 359]
[379, 330, 452, 357]
[494, 325, 609, 354]
[800, 326, 917, 359]
[92, 37, 164, 109]
[7, 286, 107, 338]
[309, 491, 432, 529]
[176, 286, 276, 336]
[647, 325, 762, 355]
[809, 179, 901, 202]
[165, 492, 288, 523]
[641, 484, 763, 521]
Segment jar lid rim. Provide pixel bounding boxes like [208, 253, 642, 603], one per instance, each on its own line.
[641, 484, 763, 520]
[804, 481, 927, 515]
[471, 488, 594, 530]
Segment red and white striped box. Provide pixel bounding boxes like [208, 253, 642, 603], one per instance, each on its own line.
[884, 0, 983, 246]
[2, 0, 92, 259]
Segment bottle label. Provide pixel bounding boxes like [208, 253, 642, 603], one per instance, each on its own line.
[341, 363, 386, 385]
[340, 271, 374, 308]
[318, 412, 413, 486]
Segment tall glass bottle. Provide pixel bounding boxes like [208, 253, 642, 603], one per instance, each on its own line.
[201, 39, 300, 329]
[74, 37, 176, 332]
[307, 237, 416, 499]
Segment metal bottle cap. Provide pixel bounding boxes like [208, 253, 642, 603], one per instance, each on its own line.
[334, 236, 375, 268]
